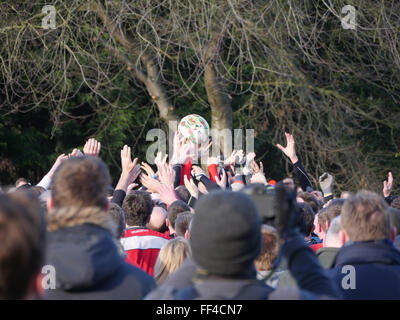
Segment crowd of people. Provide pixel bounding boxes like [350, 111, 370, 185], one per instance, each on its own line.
[1, 132, 400, 300]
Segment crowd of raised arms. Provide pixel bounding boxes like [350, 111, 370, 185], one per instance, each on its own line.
[1, 131, 400, 300]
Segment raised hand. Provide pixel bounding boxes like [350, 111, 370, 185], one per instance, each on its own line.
[140, 173, 161, 193]
[141, 162, 156, 178]
[115, 145, 139, 192]
[192, 165, 206, 180]
[158, 184, 179, 206]
[47, 153, 69, 177]
[276, 132, 299, 164]
[83, 138, 101, 157]
[184, 175, 199, 199]
[158, 163, 176, 187]
[214, 169, 227, 189]
[383, 172, 393, 198]
[68, 148, 84, 158]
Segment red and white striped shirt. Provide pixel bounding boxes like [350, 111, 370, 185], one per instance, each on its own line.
[121, 227, 170, 276]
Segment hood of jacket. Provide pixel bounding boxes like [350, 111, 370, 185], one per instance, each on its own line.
[332, 239, 400, 267]
[316, 247, 339, 269]
[46, 206, 123, 291]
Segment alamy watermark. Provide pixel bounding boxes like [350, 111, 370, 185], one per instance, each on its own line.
[42, 5, 56, 30]
[41, 265, 56, 290]
[341, 265, 356, 290]
[341, 5, 356, 30]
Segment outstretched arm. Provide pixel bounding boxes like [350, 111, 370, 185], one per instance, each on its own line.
[277, 132, 313, 192]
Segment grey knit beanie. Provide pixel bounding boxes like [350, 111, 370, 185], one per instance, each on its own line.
[190, 190, 262, 277]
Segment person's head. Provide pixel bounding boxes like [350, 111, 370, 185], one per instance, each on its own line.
[340, 191, 351, 199]
[317, 199, 344, 243]
[0, 194, 45, 299]
[190, 190, 261, 278]
[254, 225, 279, 271]
[167, 200, 191, 234]
[340, 190, 395, 243]
[175, 185, 191, 205]
[297, 191, 322, 214]
[388, 207, 400, 236]
[48, 156, 110, 212]
[107, 203, 126, 239]
[174, 211, 193, 238]
[282, 177, 295, 190]
[325, 215, 342, 248]
[297, 202, 315, 238]
[390, 197, 400, 211]
[147, 206, 167, 233]
[15, 178, 29, 188]
[122, 191, 154, 227]
[153, 237, 192, 285]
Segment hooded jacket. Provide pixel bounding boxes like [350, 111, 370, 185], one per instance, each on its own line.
[44, 207, 156, 300]
[327, 240, 400, 300]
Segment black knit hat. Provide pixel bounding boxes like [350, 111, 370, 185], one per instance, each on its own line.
[190, 190, 262, 277]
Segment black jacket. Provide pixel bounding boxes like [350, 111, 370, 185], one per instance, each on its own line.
[327, 240, 400, 300]
[44, 211, 156, 300]
[145, 233, 340, 300]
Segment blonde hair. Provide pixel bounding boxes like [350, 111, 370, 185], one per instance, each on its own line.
[153, 237, 191, 285]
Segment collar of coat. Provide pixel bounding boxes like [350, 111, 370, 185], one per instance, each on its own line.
[47, 206, 117, 237]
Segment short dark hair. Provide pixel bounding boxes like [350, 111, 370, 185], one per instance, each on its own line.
[108, 203, 126, 239]
[167, 200, 191, 229]
[298, 202, 315, 236]
[122, 191, 154, 227]
[0, 194, 44, 299]
[174, 211, 193, 237]
[321, 199, 345, 233]
[341, 190, 391, 241]
[175, 186, 191, 204]
[15, 178, 28, 187]
[297, 192, 322, 213]
[51, 156, 110, 210]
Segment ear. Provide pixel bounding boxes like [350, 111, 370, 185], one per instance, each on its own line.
[24, 272, 43, 300]
[339, 229, 348, 246]
[390, 226, 397, 243]
[46, 197, 54, 213]
[184, 230, 190, 240]
[325, 221, 330, 233]
[166, 218, 170, 227]
[318, 223, 322, 233]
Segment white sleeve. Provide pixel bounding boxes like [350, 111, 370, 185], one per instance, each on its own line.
[36, 174, 52, 190]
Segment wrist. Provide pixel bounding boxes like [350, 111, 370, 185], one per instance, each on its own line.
[290, 155, 299, 164]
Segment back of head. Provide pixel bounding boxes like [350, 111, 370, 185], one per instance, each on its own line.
[254, 225, 279, 271]
[122, 190, 154, 227]
[175, 186, 191, 205]
[174, 211, 193, 237]
[107, 202, 126, 239]
[297, 202, 315, 237]
[167, 200, 191, 229]
[0, 194, 44, 299]
[326, 215, 342, 247]
[51, 156, 110, 210]
[147, 206, 168, 232]
[190, 190, 261, 277]
[322, 198, 345, 233]
[297, 191, 322, 213]
[341, 190, 391, 242]
[154, 237, 192, 285]
[388, 207, 400, 236]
